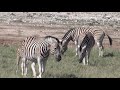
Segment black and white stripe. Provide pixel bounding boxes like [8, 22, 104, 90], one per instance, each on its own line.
[78, 32, 95, 65]
[16, 35, 61, 78]
[61, 26, 112, 57]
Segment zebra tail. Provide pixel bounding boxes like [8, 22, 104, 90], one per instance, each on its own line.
[106, 34, 112, 46]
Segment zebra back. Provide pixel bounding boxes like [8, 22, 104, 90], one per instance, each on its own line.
[17, 35, 61, 59]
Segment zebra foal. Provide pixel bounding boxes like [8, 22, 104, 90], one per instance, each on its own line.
[78, 32, 95, 65]
[16, 35, 62, 78]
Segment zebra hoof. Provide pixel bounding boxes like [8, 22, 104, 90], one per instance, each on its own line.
[36, 75, 42, 78]
[33, 76, 37, 78]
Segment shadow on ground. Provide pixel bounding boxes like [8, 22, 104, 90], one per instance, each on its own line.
[103, 53, 114, 58]
[43, 72, 78, 78]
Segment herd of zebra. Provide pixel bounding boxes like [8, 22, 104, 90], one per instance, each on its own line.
[16, 26, 112, 78]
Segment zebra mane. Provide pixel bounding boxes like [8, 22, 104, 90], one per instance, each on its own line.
[44, 36, 60, 43]
[62, 28, 75, 40]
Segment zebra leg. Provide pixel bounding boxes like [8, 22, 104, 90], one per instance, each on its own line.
[16, 56, 21, 74]
[42, 59, 47, 73]
[99, 45, 104, 57]
[96, 33, 105, 57]
[21, 57, 26, 76]
[31, 62, 36, 78]
[77, 44, 80, 55]
[86, 49, 91, 65]
[24, 60, 28, 77]
[75, 47, 78, 56]
[100, 45, 104, 57]
[96, 42, 101, 57]
[82, 57, 86, 65]
[86, 51, 89, 65]
[37, 57, 42, 78]
[21, 61, 24, 76]
[76, 39, 81, 56]
[75, 40, 78, 56]
[97, 42, 104, 57]
[100, 33, 105, 57]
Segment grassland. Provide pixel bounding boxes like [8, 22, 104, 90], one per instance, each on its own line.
[0, 12, 119, 78]
[0, 45, 120, 78]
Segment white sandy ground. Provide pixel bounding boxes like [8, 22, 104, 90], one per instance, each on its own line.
[0, 12, 120, 25]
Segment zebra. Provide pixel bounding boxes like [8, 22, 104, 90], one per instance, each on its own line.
[78, 32, 95, 65]
[16, 35, 62, 78]
[61, 26, 112, 57]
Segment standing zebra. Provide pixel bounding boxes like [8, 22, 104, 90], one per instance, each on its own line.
[16, 35, 62, 78]
[78, 32, 95, 65]
[61, 26, 112, 57]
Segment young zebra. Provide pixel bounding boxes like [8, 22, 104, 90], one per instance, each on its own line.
[78, 32, 95, 65]
[16, 35, 62, 78]
[61, 26, 112, 57]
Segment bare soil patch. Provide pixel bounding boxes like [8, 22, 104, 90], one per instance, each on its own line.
[0, 12, 119, 49]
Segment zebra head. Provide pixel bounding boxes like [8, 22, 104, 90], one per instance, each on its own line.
[60, 28, 75, 55]
[53, 43, 62, 62]
[60, 39, 68, 55]
[45, 36, 62, 62]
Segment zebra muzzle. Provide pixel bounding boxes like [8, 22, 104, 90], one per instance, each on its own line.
[56, 55, 61, 62]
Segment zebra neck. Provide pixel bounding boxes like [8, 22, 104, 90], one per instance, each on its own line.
[63, 38, 70, 46]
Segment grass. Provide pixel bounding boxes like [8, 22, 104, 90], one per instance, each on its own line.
[0, 45, 120, 78]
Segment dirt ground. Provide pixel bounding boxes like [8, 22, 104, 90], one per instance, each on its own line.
[0, 12, 120, 49]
